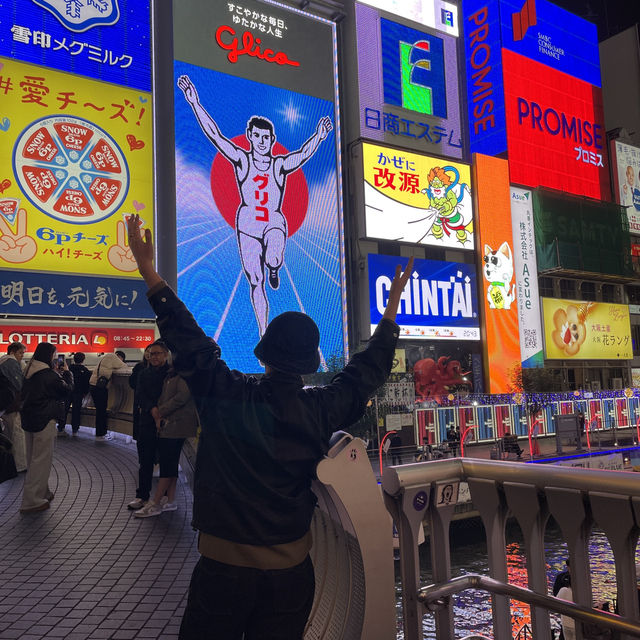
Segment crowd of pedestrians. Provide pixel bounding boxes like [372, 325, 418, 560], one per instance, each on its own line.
[0, 337, 199, 521]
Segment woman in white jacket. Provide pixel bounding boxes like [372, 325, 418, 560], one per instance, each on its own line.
[89, 352, 129, 441]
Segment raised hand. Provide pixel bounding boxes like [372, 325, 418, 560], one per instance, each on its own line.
[126, 213, 162, 288]
[0, 208, 37, 264]
[382, 257, 414, 322]
[177, 75, 198, 105]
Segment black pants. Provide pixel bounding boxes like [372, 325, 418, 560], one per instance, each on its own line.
[90, 386, 108, 436]
[69, 393, 85, 432]
[136, 428, 157, 501]
[179, 555, 315, 640]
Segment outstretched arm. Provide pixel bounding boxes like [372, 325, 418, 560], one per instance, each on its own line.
[281, 116, 333, 173]
[177, 75, 244, 165]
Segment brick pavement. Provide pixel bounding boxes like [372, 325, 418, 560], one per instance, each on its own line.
[0, 430, 199, 640]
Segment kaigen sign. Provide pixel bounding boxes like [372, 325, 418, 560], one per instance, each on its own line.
[503, 50, 610, 201]
[473, 154, 521, 393]
[542, 298, 632, 360]
[362, 142, 473, 249]
[510, 186, 543, 368]
[0, 0, 151, 91]
[368, 254, 479, 340]
[0, 323, 155, 353]
[357, 3, 463, 159]
[174, 0, 345, 372]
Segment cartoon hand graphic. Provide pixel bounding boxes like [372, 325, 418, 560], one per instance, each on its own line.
[316, 116, 333, 140]
[0, 208, 37, 264]
[108, 219, 142, 272]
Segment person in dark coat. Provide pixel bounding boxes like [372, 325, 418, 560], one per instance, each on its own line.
[68, 352, 91, 436]
[129, 345, 152, 442]
[20, 342, 73, 513]
[126, 341, 169, 511]
[126, 213, 412, 640]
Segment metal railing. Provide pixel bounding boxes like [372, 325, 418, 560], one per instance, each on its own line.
[415, 395, 640, 449]
[382, 458, 640, 640]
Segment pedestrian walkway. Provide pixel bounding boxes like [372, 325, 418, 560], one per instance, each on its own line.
[0, 430, 199, 640]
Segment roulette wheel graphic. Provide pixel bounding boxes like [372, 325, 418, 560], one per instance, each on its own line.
[12, 115, 130, 225]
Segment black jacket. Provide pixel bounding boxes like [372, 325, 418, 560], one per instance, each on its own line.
[21, 362, 73, 432]
[135, 362, 169, 436]
[69, 363, 91, 396]
[149, 284, 399, 546]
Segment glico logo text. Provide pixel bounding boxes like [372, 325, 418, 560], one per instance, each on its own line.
[215, 25, 300, 67]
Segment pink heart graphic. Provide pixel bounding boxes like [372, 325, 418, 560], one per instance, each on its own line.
[133, 200, 145, 212]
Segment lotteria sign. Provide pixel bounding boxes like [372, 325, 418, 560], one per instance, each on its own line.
[0, 324, 155, 352]
[368, 254, 479, 340]
[503, 50, 610, 200]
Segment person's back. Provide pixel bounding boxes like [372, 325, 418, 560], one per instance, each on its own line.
[125, 212, 413, 640]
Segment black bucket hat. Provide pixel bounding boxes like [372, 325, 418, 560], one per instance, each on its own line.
[254, 311, 320, 374]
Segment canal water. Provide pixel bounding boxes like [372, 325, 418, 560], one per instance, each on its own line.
[395, 518, 630, 639]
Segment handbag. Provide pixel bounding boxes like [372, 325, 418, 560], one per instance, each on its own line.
[0, 430, 17, 483]
[94, 362, 109, 389]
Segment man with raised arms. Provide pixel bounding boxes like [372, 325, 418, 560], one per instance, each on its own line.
[126, 212, 412, 639]
[178, 74, 333, 337]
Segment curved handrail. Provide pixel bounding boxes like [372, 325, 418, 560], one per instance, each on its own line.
[418, 574, 640, 638]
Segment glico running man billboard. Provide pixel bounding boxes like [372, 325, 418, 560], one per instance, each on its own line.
[174, 0, 346, 372]
[368, 254, 480, 340]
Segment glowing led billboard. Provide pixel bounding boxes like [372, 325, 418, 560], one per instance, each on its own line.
[0, 57, 154, 318]
[356, 0, 459, 36]
[462, 0, 507, 156]
[542, 298, 632, 360]
[362, 142, 473, 249]
[174, 0, 345, 372]
[368, 254, 480, 340]
[510, 186, 543, 368]
[0, 0, 151, 91]
[499, 0, 600, 87]
[473, 154, 520, 393]
[503, 50, 610, 201]
[611, 141, 640, 233]
[462, 0, 603, 159]
[357, 3, 463, 159]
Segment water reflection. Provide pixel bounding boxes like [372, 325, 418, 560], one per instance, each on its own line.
[395, 520, 625, 639]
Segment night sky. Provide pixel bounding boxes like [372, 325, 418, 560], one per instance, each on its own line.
[551, 0, 640, 41]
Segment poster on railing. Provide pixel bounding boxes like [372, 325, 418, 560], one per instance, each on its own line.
[541, 297, 633, 360]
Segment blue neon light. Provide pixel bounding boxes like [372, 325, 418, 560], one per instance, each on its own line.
[0, 0, 151, 91]
[462, 0, 507, 156]
[500, 0, 601, 88]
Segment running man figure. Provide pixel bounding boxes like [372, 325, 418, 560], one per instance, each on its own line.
[178, 75, 333, 336]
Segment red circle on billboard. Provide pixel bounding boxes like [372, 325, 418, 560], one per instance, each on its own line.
[210, 135, 309, 237]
